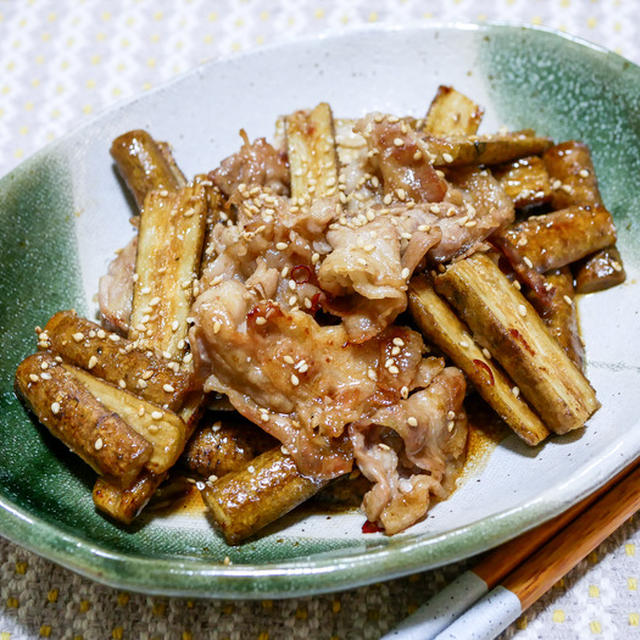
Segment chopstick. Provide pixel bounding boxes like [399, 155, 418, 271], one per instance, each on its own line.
[383, 457, 640, 640]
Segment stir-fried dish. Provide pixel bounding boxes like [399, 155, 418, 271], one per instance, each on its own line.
[14, 86, 625, 543]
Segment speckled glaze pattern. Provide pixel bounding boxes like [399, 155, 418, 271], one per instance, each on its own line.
[0, 24, 638, 598]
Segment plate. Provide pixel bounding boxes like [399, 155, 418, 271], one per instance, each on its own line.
[0, 23, 638, 599]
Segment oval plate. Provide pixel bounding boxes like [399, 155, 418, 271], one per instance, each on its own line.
[0, 23, 639, 598]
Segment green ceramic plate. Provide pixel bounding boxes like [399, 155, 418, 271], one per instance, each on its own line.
[0, 24, 639, 598]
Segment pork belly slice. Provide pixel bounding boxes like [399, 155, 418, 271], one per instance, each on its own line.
[209, 133, 289, 198]
[350, 367, 468, 534]
[98, 235, 137, 335]
[189, 279, 441, 480]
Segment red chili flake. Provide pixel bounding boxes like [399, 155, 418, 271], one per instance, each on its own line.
[291, 264, 313, 284]
[509, 328, 535, 356]
[362, 520, 382, 534]
[472, 359, 495, 386]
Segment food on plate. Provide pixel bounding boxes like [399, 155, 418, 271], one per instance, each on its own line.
[14, 85, 625, 543]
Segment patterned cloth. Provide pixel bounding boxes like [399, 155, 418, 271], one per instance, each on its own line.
[0, 1, 638, 638]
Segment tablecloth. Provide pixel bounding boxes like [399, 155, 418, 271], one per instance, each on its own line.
[0, 1, 638, 638]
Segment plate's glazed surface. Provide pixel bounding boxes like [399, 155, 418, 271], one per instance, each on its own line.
[0, 24, 638, 598]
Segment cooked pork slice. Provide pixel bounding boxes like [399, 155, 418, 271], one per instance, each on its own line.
[209, 133, 289, 198]
[355, 114, 448, 203]
[190, 279, 438, 479]
[319, 216, 441, 342]
[350, 366, 467, 534]
[98, 235, 137, 334]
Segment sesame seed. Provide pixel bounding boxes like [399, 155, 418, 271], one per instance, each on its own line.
[276, 242, 288, 251]
[388, 365, 400, 375]
[442, 152, 454, 163]
[383, 193, 392, 205]
[148, 424, 159, 434]
[247, 465, 256, 474]
[518, 304, 527, 317]
[255, 316, 267, 325]
[563, 294, 573, 306]
[298, 363, 309, 373]
[513, 280, 522, 290]
[96, 329, 106, 339]
[151, 411, 163, 420]
[40, 372, 51, 380]
[400, 386, 409, 399]
[283, 355, 295, 364]
[163, 384, 175, 393]
[367, 368, 377, 381]
[378, 443, 391, 451]
[464, 220, 477, 228]
[29, 374, 39, 383]
[385, 358, 395, 368]
[407, 416, 418, 427]
[171, 320, 179, 332]
[72, 332, 84, 342]
[213, 321, 221, 334]
[280, 445, 289, 455]
[482, 348, 492, 359]
[392, 337, 405, 347]
[288, 279, 296, 291]
[579, 169, 590, 178]
[396, 188, 406, 201]
[288, 295, 297, 306]
[393, 137, 404, 147]
[523, 256, 534, 269]
[195, 480, 205, 491]
[290, 373, 300, 386]
[311, 252, 320, 264]
[417, 224, 431, 232]
[109, 333, 120, 342]
[137, 379, 148, 389]
[208, 474, 218, 483]
[50, 402, 60, 415]
[94, 438, 103, 450]
[512, 386, 520, 398]
[391, 346, 401, 356]
[447, 421, 455, 432]
[212, 421, 221, 432]
[459, 340, 469, 348]
[413, 150, 422, 161]
[401, 267, 410, 280]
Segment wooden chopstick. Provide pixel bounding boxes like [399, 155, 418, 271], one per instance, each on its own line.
[383, 457, 640, 640]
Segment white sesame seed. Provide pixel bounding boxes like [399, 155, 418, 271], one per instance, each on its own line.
[413, 150, 423, 161]
[523, 256, 534, 269]
[137, 379, 148, 389]
[163, 384, 175, 393]
[482, 348, 492, 359]
[208, 474, 218, 483]
[579, 169, 590, 178]
[459, 340, 469, 348]
[563, 294, 573, 306]
[383, 194, 393, 205]
[400, 386, 409, 399]
[213, 321, 221, 334]
[298, 363, 309, 373]
[407, 416, 418, 427]
[255, 316, 267, 326]
[290, 373, 300, 386]
[378, 443, 391, 451]
[283, 355, 295, 365]
[96, 329, 106, 339]
[393, 137, 404, 147]
[396, 188, 406, 201]
[212, 421, 221, 432]
[367, 368, 377, 381]
[195, 480, 205, 491]
[388, 365, 400, 375]
[109, 333, 120, 342]
[311, 252, 320, 265]
[442, 152, 454, 163]
[276, 242, 288, 251]
[171, 320, 179, 332]
[151, 411, 163, 420]
[518, 304, 527, 317]
[88, 355, 98, 369]
[447, 420, 455, 432]
[50, 402, 60, 415]
[513, 280, 522, 290]
[94, 438, 103, 450]
[288, 279, 296, 291]
[401, 267, 410, 280]
[391, 346, 400, 356]
[288, 295, 297, 306]
[72, 332, 84, 342]
[29, 373, 39, 383]
[247, 465, 256, 474]
[40, 372, 51, 380]
[393, 337, 405, 347]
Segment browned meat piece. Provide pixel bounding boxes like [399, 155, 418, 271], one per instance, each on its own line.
[350, 367, 468, 534]
[98, 235, 137, 335]
[190, 279, 443, 480]
[355, 114, 448, 203]
[494, 205, 616, 273]
[209, 133, 289, 198]
[181, 413, 276, 478]
[15, 352, 153, 487]
[575, 246, 626, 293]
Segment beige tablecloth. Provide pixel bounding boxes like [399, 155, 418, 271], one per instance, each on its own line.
[0, 1, 638, 638]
